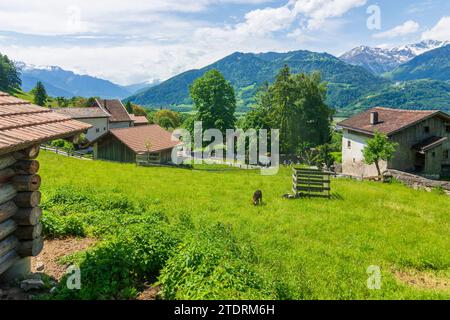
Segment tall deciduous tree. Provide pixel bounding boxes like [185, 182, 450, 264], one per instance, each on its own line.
[190, 69, 236, 134]
[243, 66, 333, 154]
[32, 81, 48, 106]
[153, 109, 181, 129]
[363, 131, 398, 176]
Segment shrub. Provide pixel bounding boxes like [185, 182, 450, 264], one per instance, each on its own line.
[158, 223, 280, 300]
[51, 218, 180, 300]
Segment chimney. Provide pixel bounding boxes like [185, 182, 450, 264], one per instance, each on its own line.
[103, 99, 107, 109]
[370, 111, 379, 125]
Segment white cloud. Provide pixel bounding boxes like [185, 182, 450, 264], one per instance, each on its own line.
[0, 0, 369, 85]
[0, 0, 273, 35]
[421, 16, 450, 41]
[373, 20, 420, 39]
[291, 0, 367, 30]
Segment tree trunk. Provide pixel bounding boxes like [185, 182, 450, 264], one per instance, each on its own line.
[375, 161, 381, 177]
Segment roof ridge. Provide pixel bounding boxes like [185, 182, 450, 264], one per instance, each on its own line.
[372, 107, 439, 113]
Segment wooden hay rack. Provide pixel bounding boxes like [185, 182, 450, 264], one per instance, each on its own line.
[292, 167, 331, 199]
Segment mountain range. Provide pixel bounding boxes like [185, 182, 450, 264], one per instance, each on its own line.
[126, 50, 387, 111]
[9, 39, 450, 115]
[340, 40, 450, 74]
[16, 62, 155, 99]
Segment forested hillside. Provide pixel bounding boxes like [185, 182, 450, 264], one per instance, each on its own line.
[126, 51, 387, 111]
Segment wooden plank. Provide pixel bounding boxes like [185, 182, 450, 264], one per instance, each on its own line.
[18, 237, 43, 257]
[13, 174, 41, 192]
[14, 191, 41, 208]
[297, 171, 332, 176]
[297, 181, 330, 187]
[14, 223, 42, 240]
[14, 160, 39, 175]
[296, 186, 331, 192]
[0, 184, 18, 206]
[0, 236, 19, 257]
[0, 250, 19, 275]
[293, 167, 322, 172]
[296, 175, 330, 181]
[0, 201, 18, 224]
[0, 219, 17, 242]
[12, 207, 42, 226]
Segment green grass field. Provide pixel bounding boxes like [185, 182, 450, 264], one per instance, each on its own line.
[38, 151, 450, 299]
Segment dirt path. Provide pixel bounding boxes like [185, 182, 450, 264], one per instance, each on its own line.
[31, 238, 96, 281]
[0, 238, 96, 300]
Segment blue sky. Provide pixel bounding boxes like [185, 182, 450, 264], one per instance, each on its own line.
[0, 0, 449, 85]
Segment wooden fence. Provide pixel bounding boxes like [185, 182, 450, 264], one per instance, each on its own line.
[41, 144, 92, 160]
[292, 167, 331, 199]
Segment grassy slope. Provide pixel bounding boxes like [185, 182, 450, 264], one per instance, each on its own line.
[38, 151, 450, 299]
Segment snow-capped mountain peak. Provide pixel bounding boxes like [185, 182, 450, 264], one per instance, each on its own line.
[340, 40, 450, 74]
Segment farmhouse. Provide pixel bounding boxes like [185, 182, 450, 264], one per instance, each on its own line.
[90, 98, 134, 129]
[0, 91, 90, 282]
[93, 124, 179, 164]
[54, 107, 111, 141]
[338, 107, 450, 178]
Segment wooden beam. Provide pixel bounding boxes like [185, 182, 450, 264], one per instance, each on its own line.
[0, 201, 18, 224]
[14, 191, 41, 208]
[0, 236, 19, 257]
[14, 223, 42, 240]
[0, 168, 16, 184]
[0, 219, 17, 242]
[0, 184, 18, 206]
[14, 145, 40, 160]
[0, 250, 19, 275]
[0, 155, 17, 171]
[17, 237, 44, 257]
[12, 207, 42, 226]
[14, 160, 40, 175]
[13, 175, 41, 192]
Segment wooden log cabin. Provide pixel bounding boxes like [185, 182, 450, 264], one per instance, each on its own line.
[0, 91, 91, 282]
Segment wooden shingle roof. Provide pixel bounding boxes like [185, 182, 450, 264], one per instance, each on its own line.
[94, 99, 132, 123]
[0, 91, 92, 155]
[338, 107, 450, 136]
[109, 124, 179, 154]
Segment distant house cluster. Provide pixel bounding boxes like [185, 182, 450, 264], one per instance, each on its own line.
[339, 107, 450, 179]
[54, 98, 180, 165]
[54, 99, 149, 142]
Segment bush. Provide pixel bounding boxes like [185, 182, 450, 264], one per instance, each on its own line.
[52, 218, 180, 300]
[158, 223, 279, 300]
[50, 139, 74, 151]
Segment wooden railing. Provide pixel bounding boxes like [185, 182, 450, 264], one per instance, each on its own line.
[41, 144, 92, 160]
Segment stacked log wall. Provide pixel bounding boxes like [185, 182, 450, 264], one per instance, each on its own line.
[0, 145, 43, 278]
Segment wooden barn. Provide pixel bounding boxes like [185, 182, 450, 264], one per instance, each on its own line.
[93, 124, 180, 164]
[0, 91, 91, 282]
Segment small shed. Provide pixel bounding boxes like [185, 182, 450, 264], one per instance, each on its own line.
[93, 125, 179, 164]
[0, 91, 91, 282]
